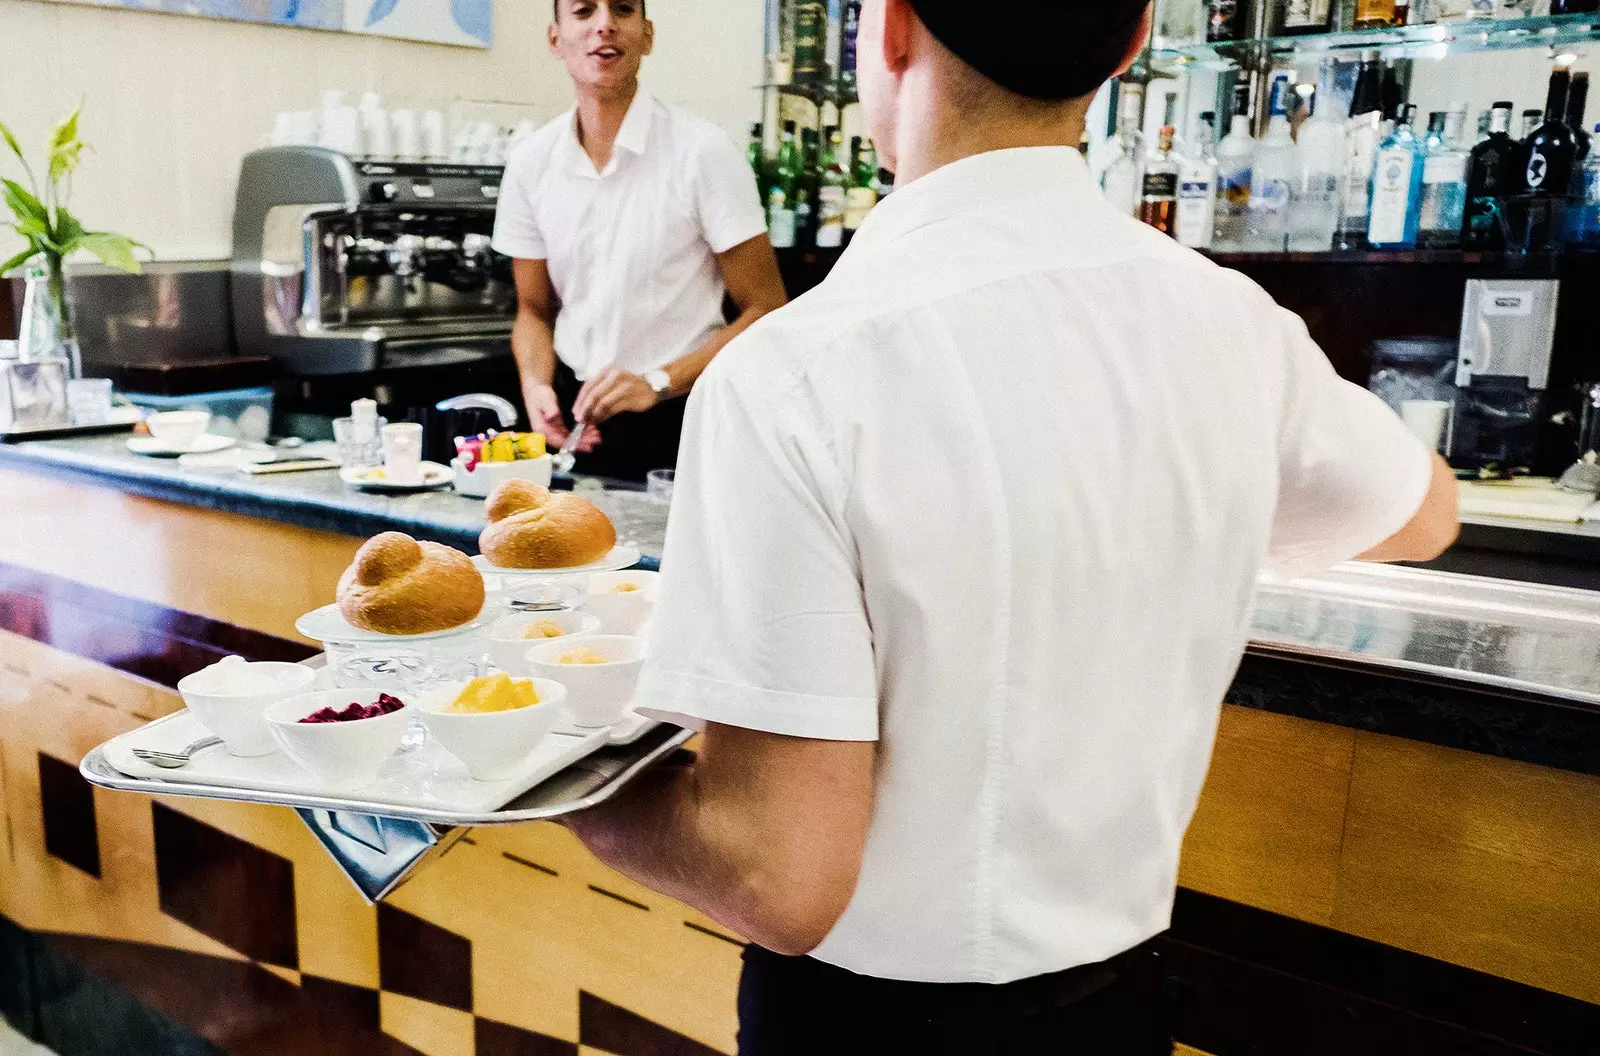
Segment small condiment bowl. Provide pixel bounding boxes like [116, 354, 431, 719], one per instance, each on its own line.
[486, 611, 602, 675]
[451, 453, 553, 499]
[177, 657, 317, 757]
[416, 677, 567, 781]
[146, 410, 211, 448]
[582, 570, 660, 636]
[527, 634, 645, 728]
[264, 690, 413, 791]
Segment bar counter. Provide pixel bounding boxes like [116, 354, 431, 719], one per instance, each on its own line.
[0, 436, 1596, 1056]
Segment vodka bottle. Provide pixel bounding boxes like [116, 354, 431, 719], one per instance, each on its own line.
[1288, 86, 1346, 251]
[1177, 113, 1221, 249]
[1246, 75, 1296, 251]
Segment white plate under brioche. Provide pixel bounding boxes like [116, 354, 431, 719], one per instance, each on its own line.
[471, 544, 643, 578]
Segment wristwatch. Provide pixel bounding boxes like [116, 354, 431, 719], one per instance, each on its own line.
[643, 369, 672, 400]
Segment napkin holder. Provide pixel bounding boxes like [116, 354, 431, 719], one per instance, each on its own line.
[0, 358, 71, 434]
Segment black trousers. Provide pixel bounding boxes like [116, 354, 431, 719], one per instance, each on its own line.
[736, 941, 1176, 1056]
[552, 363, 687, 484]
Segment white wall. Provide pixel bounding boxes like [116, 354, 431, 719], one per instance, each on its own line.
[0, 0, 765, 261]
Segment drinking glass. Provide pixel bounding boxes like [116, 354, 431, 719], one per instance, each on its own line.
[66, 378, 113, 425]
[646, 468, 676, 504]
[333, 415, 387, 468]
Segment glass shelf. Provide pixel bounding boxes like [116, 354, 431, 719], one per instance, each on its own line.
[757, 81, 859, 107]
[1153, 10, 1600, 65]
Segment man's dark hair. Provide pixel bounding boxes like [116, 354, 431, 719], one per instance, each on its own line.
[554, 0, 647, 19]
[910, 0, 1148, 102]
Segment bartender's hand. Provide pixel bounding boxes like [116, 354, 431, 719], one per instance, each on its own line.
[573, 368, 661, 427]
[524, 382, 598, 452]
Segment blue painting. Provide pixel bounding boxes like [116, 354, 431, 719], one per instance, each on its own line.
[46, 0, 491, 47]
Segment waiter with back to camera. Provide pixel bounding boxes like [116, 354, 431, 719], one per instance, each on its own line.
[563, 0, 1461, 1053]
[492, 0, 787, 480]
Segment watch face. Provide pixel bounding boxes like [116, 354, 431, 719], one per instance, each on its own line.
[646, 371, 671, 395]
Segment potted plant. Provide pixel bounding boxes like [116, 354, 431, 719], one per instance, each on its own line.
[2, 105, 148, 366]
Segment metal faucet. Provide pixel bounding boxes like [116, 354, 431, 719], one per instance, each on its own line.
[436, 393, 519, 429]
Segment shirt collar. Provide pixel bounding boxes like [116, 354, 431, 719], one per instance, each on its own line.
[557, 89, 657, 178]
[848, 146, 1095, 251]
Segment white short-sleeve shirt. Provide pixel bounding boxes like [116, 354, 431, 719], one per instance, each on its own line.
[491, 91, 768, 380]
[636, 147, 1433, 984]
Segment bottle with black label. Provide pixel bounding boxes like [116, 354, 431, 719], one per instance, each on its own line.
[1140, 127, 1181, 236]
[1524, 66, 1576, 197]
[1462, 102, 1516, 249]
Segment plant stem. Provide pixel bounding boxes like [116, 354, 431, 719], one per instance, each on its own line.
[43, 251, 74, 343]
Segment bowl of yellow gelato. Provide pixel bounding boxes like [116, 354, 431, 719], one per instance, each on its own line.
[417, 673, 567, 781]
[527, 634, 644, 728]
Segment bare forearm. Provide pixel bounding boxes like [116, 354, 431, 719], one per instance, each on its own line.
[566, 764, 760, 942]
[662, 303, 774, 399]
[512, 308, 559, 391]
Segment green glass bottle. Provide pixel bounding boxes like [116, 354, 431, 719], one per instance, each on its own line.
[795, 127, 821, 247]
[793, 1, 826, 85]
[817, 127, 847, 248]
[748, 122, 765, 191]
[767, 121, 800, 249]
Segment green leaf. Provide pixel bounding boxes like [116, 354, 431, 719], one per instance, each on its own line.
[1, 178, 49, 237]
[72, 231, 143, 274]
[0, 120, 22, 162]
[48, 106, 85, 184]
[52, 203, 85, 247]
[0, 246, 39, 277]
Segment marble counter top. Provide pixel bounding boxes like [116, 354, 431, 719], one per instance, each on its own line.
[0, 434, 670, 559]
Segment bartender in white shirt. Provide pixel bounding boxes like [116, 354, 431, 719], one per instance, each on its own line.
[491, 0, 787, 481]
[565, 0, 1460, 1053]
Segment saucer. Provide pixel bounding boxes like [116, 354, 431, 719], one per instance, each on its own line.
[127, 433, 237, 458]
[340, 462, 454, 493]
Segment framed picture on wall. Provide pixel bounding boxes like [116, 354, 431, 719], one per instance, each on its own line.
[38, 0, 492, 48]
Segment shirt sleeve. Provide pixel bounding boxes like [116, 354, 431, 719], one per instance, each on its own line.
[634, 352, 879, 741]
[1266, 306, 1436, 579]
[491, 142, 548, 260]
[691, 129, 770, 255]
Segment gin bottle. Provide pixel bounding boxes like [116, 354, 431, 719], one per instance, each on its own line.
[1419, 106, 1470, 247]
[1368, 105, 1426, 249]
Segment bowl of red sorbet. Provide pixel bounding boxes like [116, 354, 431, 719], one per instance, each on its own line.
[265, 690, 413, 791]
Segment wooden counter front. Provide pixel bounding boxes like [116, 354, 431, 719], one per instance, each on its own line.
[1, 466, 1595, 1056]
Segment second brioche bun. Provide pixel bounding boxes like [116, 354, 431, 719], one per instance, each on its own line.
[479, 480, 617, 570]
[337, 533, 485, 636]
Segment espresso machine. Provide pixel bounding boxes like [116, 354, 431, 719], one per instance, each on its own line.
[230, 147, 519, 429]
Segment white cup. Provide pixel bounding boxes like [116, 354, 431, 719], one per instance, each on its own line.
[363, 107, 393, 159]
[421, 110, 448, 160]
[381, 422, 425, 485]
[391, 109, 421, 160]
[1401, 399, 1452, 453]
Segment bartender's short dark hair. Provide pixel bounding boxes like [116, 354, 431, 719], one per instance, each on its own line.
[553, 0, 646, 19]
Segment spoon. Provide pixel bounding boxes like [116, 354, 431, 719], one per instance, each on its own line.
[132, 735, 224, 769]
[553, 419, 585, 476]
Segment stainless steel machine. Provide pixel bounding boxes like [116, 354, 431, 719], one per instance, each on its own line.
[1451, 277, 1562, 472]
[230, 146, 515, 378]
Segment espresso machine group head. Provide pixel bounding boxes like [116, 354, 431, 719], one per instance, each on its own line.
[230, 146, 515, 377]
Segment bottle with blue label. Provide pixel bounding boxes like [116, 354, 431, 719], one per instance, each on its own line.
[1368, 104, 1425, 249]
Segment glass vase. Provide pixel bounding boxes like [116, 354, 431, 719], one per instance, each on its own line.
[17, 256, 81, 378]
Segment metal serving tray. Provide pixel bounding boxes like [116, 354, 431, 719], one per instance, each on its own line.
[81, 722, 692, 901]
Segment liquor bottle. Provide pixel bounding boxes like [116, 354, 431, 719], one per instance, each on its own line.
[1462, 102, 1516, 248]
[1577, 124, 1600, 245]
[1140, 127, 1181, 236]
[1214, 87, 1257, 250]
[1101, 82, 1147, 217]
[1476, 108, 1493, 143]
[793, 1, 827, 85]
[1419, 106, 1470, 247]
[1368, 104, 1426, 248]
[748, 122, 766, 189]
[844, 137, 878, 239]
[1247, 74, 1297, 251]
[1354, 0, 1403, 26]
[767, 121, 801, 249]
[1177, 113, 1220, 249]
[1206, 0, 1251, 42]
[1338, 50, 1385, 248]
[795, 127, 822, 246]
[1380, 62, 1405, 124]
[816, 128, 848, 249]
[1567, 71, 1592, 174]
[1288, 83, 1345, 251]
[1524, 66, 1576, 197]
[1154, 0, 1204, 48]
[1279, 0, 1333, 33]
[771, 0, 796, 85]
[1520, 109, 1543, 141]
[841, 0, 861, 92]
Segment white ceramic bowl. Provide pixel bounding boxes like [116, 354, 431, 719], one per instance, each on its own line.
[264, 690, 414, 791]
[416, 677, 567, 781]
[582, 570, 660, 636]
[527, 634, 644, 728]
[146, 410, 211, 447]
[451, 454, 553, 499]
[177, 657, 317, 757]
[486, 611, 602, 675]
